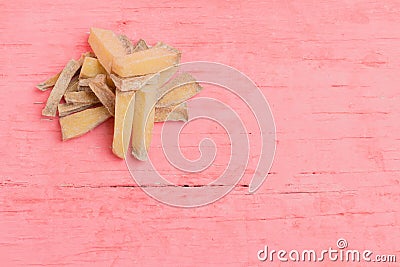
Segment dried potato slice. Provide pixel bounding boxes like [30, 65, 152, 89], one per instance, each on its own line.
[88, 75, 116, 116]
[60, 106, 111, 140]
[155, 103, 188, 122]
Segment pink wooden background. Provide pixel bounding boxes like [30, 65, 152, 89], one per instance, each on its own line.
[1, 0, 399, 266]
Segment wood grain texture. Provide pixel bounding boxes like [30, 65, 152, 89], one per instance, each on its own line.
[0, 0, 400, 266]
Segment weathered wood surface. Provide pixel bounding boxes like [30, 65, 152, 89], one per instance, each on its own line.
[0, 0, 399, 266]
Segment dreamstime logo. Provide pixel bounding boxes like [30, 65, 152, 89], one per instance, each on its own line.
[123, 62, 276, 207]
[257, 238, 397, 263]
[336, 238, 348, 249]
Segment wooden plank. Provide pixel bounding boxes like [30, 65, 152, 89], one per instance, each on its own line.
[1, 0, 400, 266]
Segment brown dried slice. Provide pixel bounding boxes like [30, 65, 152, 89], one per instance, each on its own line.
[58, 102, 96, 117]
[112, 43, 180, 77]
[131, 85, 158, 161]
[156, 72, 202, 108]
[78, 78, 91, 87]
[110, 73, 157, 92]
[80, 76, 115, 90]
[106, 76, 116, 91]
[60, 106, 111, 140]
[41, 59, 83, 117]
[110, 65, 177, 92]
[36, 71, 61, 91]
[64, 91, 100, 104]
[88, 27, 127, 73]
[40, 52, 90, 115]
[78, 73, 106, 86]
[43, 51, 91, 84]
[81, 51, 96, 59]
[155, 103, 188, 122]
[118, 34, 135, 54]
[112, 90, 136, 159]
[78, 86, 92, 92]
[132, 39, 149, 53]
[88, 74, 116, 116]
[65, 75, 80, 93]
